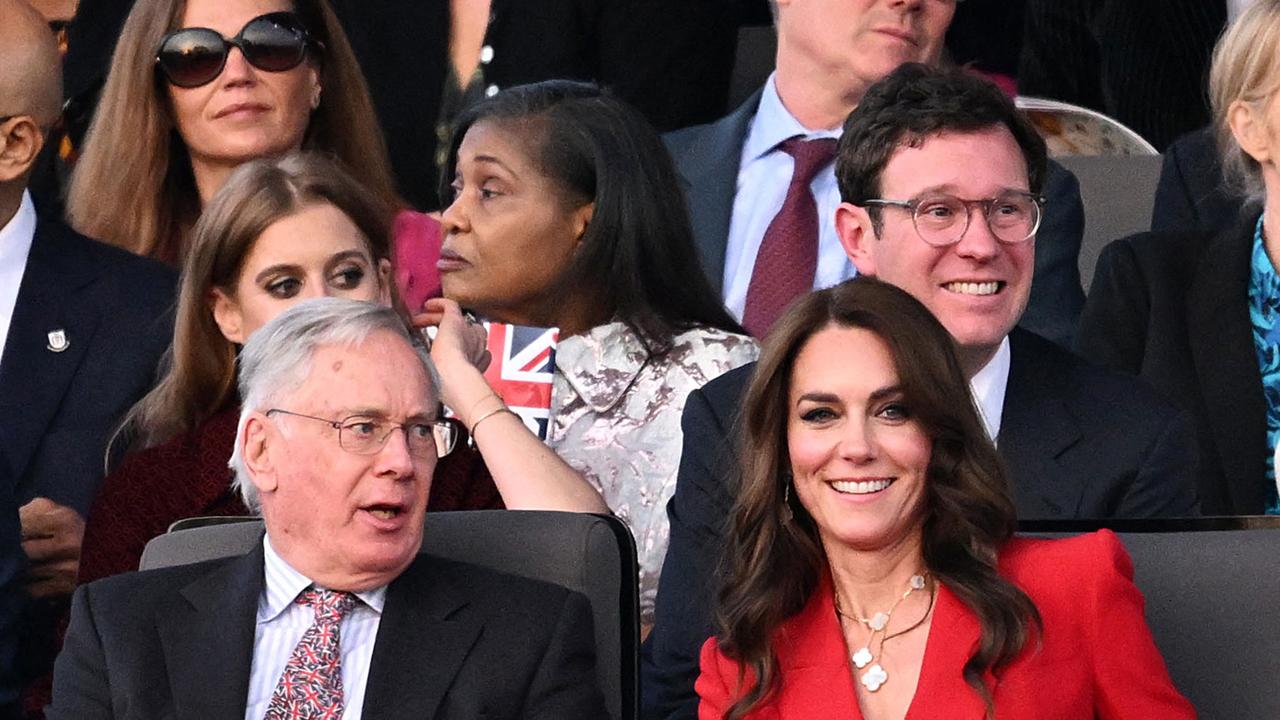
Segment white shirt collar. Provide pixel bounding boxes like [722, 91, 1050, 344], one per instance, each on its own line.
[258, 534, 387, 623]
[967, 336, 1012, 443]
[0, 192, 37, 364]
[742, 73, 843, 164]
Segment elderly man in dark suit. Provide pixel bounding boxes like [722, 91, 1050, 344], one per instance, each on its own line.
[0, 0, 174, 695]
[642, 63, 1200, 720]
[664, 0, 1087, 347]
[49, 299, 606, 720]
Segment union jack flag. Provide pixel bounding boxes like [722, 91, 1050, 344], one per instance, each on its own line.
[482, 322, 559, 440]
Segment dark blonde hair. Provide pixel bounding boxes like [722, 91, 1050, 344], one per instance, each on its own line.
[66, 0, 399, 262]
[714, 277, 1040, 719]
[112, 152, 394, 454]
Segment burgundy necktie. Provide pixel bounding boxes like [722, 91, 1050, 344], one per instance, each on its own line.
[741, 136, 838, 338]
[264, 588, 356, 720]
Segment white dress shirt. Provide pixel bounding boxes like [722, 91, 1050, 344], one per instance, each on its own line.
[722, 74, 854, 321]
[0, 191, 37, 365]
[968, 336, 1012, 443]
[244, 536, 387, 720]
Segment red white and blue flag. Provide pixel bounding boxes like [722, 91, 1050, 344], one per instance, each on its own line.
[481, 322, 559, 440]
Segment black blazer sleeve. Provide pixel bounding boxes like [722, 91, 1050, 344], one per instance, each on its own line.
[524, 591, 609, 719]
[1075, 237, 1153, 373]
[0, 443, 23, 720]
[641, 364, 749, 720]
[1020, 159, 1085, 348]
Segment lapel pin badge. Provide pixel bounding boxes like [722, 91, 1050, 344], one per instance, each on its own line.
[46, 329, 69, 353]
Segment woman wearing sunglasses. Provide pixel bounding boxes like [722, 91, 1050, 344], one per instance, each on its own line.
[62, 0, 441, 307]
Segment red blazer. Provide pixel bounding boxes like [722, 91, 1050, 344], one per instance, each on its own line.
[697, 531, 1195, 719]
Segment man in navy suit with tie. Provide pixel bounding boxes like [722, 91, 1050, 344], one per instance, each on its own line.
[0, 0, 174, 689]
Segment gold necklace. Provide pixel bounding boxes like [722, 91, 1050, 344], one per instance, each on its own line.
[834, 573, 930, 693]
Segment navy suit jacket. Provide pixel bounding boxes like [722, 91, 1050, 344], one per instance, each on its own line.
[1078, 213, 1269, 514]
[0, 219, 175, 515]
[0, 435, 24, 720]
[49, 545, 607, 720]
[640, 328, 1199, 719]
[663, 90, 1089, 348]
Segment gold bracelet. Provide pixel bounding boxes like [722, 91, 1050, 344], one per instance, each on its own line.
[469, 405, 514, 436]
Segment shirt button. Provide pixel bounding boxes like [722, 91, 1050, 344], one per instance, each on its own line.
[485, 84, 499, 97]
[479, 45, 494, 64]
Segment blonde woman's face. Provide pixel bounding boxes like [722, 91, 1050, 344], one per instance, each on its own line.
[166, 0, 320, 181]
[210, 202, 391, 344]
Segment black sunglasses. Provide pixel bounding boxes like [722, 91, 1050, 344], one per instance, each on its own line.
[155, 12, 321, 89]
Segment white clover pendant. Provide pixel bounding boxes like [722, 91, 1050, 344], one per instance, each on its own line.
[910, 574, 926, 590]
[868, 612, 889, 631]
[860, 663, 888, 692]
[851, 646, 873, 669]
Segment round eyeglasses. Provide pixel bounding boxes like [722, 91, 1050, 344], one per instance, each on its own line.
[266, 409, 458, 459]
[861, 190, 1044, 247]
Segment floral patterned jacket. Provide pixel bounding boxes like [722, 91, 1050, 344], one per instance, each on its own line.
[548, 321, 758, 623]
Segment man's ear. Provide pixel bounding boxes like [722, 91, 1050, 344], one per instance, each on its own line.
[835, 202, 879, 276]
[1229, 99, 1274, 166]
[209, 287, 245, 344]
[0, 117, 47, 183]
[241, 413, 279, 496]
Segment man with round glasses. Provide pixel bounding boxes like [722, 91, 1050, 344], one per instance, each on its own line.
[832, 64, 1199, 517]
[49, 299, 607, 719]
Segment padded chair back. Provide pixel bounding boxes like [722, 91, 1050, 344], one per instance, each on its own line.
[1056, 154, 1164, 291]
[1018, 523, 1280, 720]
[142, 511, 640, 720]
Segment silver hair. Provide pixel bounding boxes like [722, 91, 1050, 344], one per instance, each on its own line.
[228, 298, 439, 512]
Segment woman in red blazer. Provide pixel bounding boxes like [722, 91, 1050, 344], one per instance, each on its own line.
[697, 279, 1194, 720]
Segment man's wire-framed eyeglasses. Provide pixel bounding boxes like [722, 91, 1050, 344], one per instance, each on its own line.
[266, 409, 458, 459]
[860, 190, 1044, 247]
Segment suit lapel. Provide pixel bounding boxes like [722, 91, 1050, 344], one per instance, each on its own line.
[1185, 216, 1269, 512]
[0, 220, 101, 484]
[998, 331, 1086, 518]
[362, 556, 481, 720]
[156, 544, 263, 720]
[673, 91, 762, 293]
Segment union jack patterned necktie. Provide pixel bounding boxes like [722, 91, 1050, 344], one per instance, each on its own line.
[264, 588, 357, 720]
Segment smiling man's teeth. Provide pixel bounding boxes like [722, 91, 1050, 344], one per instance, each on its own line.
[944, 281, 1000, 296]
[830, 479, 893, 495]
[368, 508, 399, 520]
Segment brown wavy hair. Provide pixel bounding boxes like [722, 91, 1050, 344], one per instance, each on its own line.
[66, 0, 398, 262]
[713, 277, 1040, 719]
[110, 152, 394, 457]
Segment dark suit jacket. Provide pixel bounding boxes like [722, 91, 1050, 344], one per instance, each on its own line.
[56, 0, 737, 211]
[1151, 125, 1248, 234]
[1019, 0, 1225, 151]
[663, 91, 1088, 348]
[49, 544, 607, 719]
[1078, 213, 1268, 515]
[0, 435, 25, 720]
[640, 329, 1199, 719]
[696, 533, 1193, 719]
[0, 220, 175, 515]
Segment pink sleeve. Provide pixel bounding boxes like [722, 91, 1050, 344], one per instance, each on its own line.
[1087, 530, 1197, 720]
[392, 210, 443, 312]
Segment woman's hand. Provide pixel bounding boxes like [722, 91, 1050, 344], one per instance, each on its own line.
[412, 297, 491, 373]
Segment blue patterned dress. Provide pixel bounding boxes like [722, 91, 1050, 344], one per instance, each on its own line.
[1247, 214, 1280, 514]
